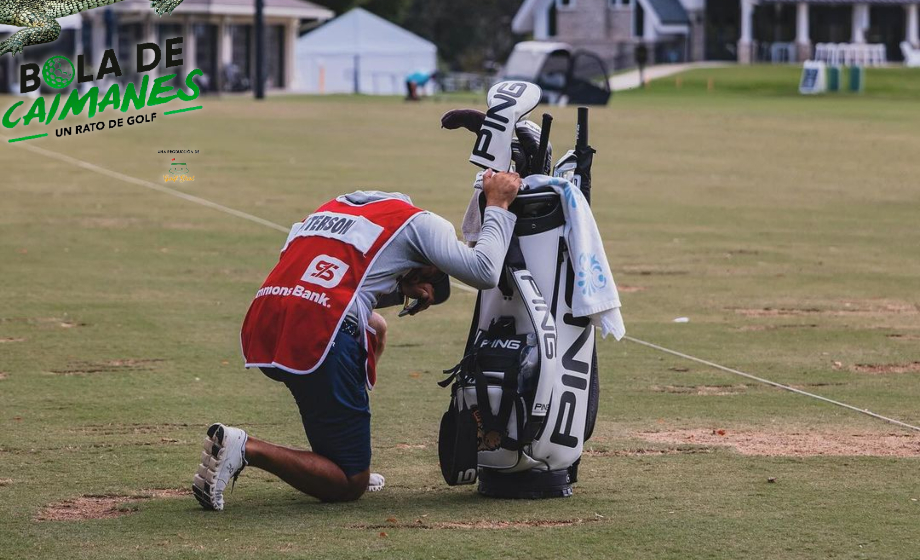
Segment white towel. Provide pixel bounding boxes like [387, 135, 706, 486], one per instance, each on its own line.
[461, 171, 486, 243]
[461, 174, 625, 340]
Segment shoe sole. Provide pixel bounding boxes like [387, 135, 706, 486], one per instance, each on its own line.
[192, 423, 225, 510]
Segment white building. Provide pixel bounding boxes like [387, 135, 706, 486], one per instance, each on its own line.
[292, 7, 437, 95]
[512, 0, 920, 66]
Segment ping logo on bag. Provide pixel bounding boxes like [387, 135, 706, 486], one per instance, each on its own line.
[301, 255, 349, 288]
[472, 82, 527, 163]
[456, 469, 477, 485]
[478, 337, 522, 350]
[469, 81, 541, 171]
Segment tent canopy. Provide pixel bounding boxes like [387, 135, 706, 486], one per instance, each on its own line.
[294, 7, 437, 95]
[297, 7, 435, 56]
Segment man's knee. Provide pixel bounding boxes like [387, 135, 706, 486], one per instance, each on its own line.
[321, 470, 369, 503]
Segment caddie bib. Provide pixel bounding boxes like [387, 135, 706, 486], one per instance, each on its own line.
[241, 196, 424, 387]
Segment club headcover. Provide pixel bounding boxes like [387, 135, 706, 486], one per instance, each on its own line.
[468, 81, 542, 171]
[514, 119, 552, 177]
[441, 109, 485, 133]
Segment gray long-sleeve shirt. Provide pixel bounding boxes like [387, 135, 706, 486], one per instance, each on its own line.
[338, 192, 517, 322]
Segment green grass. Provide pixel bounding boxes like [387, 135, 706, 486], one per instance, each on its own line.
[1, 73, 919, 559]
[634, 64, 920, 99]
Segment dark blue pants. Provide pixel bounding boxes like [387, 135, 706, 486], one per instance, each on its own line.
[261, 330, 371, 477]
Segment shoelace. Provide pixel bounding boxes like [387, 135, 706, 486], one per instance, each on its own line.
[230, 459, 248, 493]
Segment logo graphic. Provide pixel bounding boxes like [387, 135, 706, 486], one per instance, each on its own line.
[42, 56, 74, 89]
[3, 38, 202, 144]
[165, 158, 194, 182]
[0, 0, 184, 58]
[576, 253, 606, 296]
[301, 255, 349, 289]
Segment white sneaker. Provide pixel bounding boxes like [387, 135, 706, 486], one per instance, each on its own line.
[192, 423, 248, 511]
[367, 472, 385, 492]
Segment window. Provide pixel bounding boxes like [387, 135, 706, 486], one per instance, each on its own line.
[609, 0, 630, 7]
[634, 1, 645, 37]
[556, 0, 575, 10]
[548, 3, 558, 37]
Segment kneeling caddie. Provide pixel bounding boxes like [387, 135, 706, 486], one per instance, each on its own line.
[192, 171, 522, 510]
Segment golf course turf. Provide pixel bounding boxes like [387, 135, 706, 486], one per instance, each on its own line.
[1, 66, 918, 559]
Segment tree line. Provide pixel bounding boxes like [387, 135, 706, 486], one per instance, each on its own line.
[311, 0, 524, 72]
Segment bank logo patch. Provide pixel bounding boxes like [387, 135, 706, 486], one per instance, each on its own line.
[301, 255, 349, 289]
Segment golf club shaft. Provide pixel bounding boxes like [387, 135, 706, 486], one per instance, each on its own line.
[535, 113, 553, 175]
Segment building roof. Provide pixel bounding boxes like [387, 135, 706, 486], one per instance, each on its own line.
[764, 0, 915, 3]
[110, 0, 334, 19]
[646, 0, 690, 25]
[512, 0, 548, 34]
[296, 7, 435, 55]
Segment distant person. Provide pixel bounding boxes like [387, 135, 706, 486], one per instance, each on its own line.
[192, 170, 522, 510]
[405, 70, 437, 101]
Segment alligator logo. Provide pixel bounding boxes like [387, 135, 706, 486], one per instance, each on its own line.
[0, 0, 184, 57]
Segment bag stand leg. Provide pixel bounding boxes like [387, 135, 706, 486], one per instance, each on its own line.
[478, 468, 574, 499]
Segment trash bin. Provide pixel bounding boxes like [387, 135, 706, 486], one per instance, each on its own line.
[848, 66, 864, 93]
[827, 66, 841, 92]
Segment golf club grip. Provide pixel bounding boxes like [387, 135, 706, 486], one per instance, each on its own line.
[535, 113, 553, 175]
[576, 107, 589, 150]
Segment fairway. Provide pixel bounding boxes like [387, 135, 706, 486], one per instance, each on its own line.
[2, 67, 919, 559]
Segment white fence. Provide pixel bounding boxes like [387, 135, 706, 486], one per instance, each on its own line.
[813, 43, 887, 66]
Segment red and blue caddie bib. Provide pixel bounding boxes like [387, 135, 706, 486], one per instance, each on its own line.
[240, 196, 424, 387]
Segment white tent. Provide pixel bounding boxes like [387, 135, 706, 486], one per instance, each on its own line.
[293, 7, 436, 95]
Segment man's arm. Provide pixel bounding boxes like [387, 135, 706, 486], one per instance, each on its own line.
[407, 209, 516, 290]
[406, 170, 521, 290]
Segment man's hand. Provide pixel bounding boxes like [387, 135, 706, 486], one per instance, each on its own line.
[482, 169, 521, 211]
[398, 266, 439, 316]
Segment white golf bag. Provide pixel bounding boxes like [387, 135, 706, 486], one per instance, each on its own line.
[438, 81, 601, 498]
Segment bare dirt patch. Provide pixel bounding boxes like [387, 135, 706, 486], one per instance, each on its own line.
[79, 217, 142, 229]
[851, 362, 920, 375]
[651, 384, 747, 396]
[395, 443, 427, 450]
[639, 429, 920, 457]
[68, 422, 191, 435]
[0, 372, 7, 380]
[737, 324, 818, 332]
[626, 268, 689, 276]
[0, 337, 25, 343]
[887, 333, 920, 341]
[0, 317, 88, 328]
[0, 478, 13, 486]
[49, 358, 165, 376]
[583, 446, 714, 457]
[35, 489, 190, 522]
[351, 518, 594, 530]
[732, 300, 918, 318]
[733, 307, 822, 317]
[617, 285, 646, 293]
[789, 382, 847, 389]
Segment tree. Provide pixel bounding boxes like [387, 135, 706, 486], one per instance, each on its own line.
[310, 0, 524, 72]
